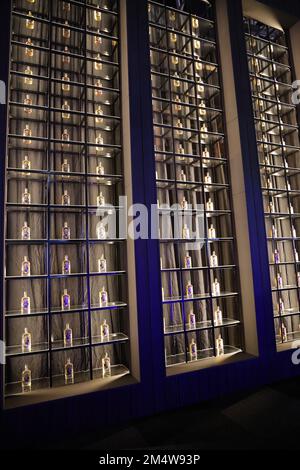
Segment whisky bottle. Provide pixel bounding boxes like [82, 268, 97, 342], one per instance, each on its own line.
[94, 54, 102, 71]
[98, 254, 107, 273]
[25, 38, 34, 57]
[184, 252, 192, 269]
[210, 251, 218, 267]
[176, 119, 183, 136]
[62, 221, 71, 240]
[212, 278, 220, 296]
[281, 323, 288, 343]
[62, 73, 71, 92]
[277, 273, 283, 289]
[62, 129, 70, 146]
[96, 222, 107, 240]
[182, 224, 190, 239]
[63, 1, 71, 11]
[203, 147, 210, 159]
[214, 306, 223, 326]
[22, 155, 31, 171]
[208, 224, 216, 239]
[62, 255, 71, 275]
[96, 161, 105, 176]
[97, 191, 105, 207]
[102, 352, 111, 378]
[22, 221, 31, 240]
[180, 197, 188, 210]
[192, 17, 199, 29]
[170, 32, 177, 44]
[271, 224, 277, 238]
[61, 159, 70, 173]
[199, 100, 207, 119]
[279, 298, 284, 314]
[178, 143, 185, 155]
[204, 172, 211, 184]
[171, 55, 179, 65]
[173, 72, 180, 88]
[95, 79, 103, 97]
[61, 289, 71, 310]
[189, 338, 197, 361]
[64, 358, 74, 384]
[216, 334, 224, 356]
[24, 66, 33, 85]
[22, 328, 32, 352]
[22, 365, 32, 392]
[197, 78, 204, 95]
[62, 46, 71, 65]
[22, 188, 31, 205]
[174, 95, 182, 112]
[62, 190, 70, 206]
[23, 125, 32, 144]
[95, 105, 104, 124]
[169, 10, 176, 22]
[206, 198, 214, 211]
[94, 30, 102, 46]
[273, 249, 280, 264]
[99, 287, 108, 307]
[186, 281, 194, 299]
[195, 61, 203, 74]
[100, 319, 110, 340]
[94, 5, 102, 22]
[26, 11, 35, 30]
[96, 133, 104, 152]
[188, 310, 196, 329]
[62, 101, 71, 120]
[23, 94, 33, 115]
[179, 169, 186, 182]
[64, 323, 73, 347]
[21, 256, 31, 276]
[267, 178, 272, 189]
[63, 21, 71, 39]
[21, 291, 31, 314]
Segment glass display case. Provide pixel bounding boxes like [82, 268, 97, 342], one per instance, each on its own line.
[244, 16, 300, 348]
[148, 0, 244, 368]
[4, 0, 135, 402]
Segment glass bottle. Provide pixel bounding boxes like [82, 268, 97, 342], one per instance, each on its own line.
[94, 6, 102, 22]
[100, 319, 110, 340]
[26, 11, 35, 30]
[206, 198, 214, 211]
[62, 73, 70, 92]
[94, 54, 102, 71]
[180, 197, 188, 210]
[271, 224, 277, 238]
[186, 281, 194, 299]
[216, 334, 224, 356]
[97, 191, 105, 207]
[23, 125, 32, 144]
[178, 143, 185, 155]
[62, 221, 71, 240]
[22, 328, 32, 352]
[179, 169, 186, 182]
[174, 95, 181, 112]
[63, 21, 71, 39]
[63, 1, 71, 11]
[62, 129, 70, 146]
[62, 190, 70, 206]
[184, 252, 192, 269]
[61, 289, 70, 310]
[214, 306, 223, 326]
[212, 278, 220, 296]
[64, 323, 73, 347]
[25, 38, 34, 57]
[98, 254, 107, 273]
[161, 287, 165, 301]
[277, 273, 283, 289]
[62, 100, 71, 120]
[189, 338, 197, 361]
[97, 222, 107, 240]
[208, 224, 216, 239]
[204, 172, 211, 184]
[61, 159, 70, 173]
[95, 79, 103, 97]
[62, 255, 71, 275]
[203, 147, 210, 159]
[170, 32, 177, 44]
[281, 323, 288, 343]
[21, 291, 31, 314]
[182, 224, 190, 239]
[62, 46, 70, 64]
[96, 133, 104, 152]
[21, 256, 31, 276]
[23, 94, 33, 114]
[171, 55, 179, 65]
[295, 249, 299, 263]
[99, 286, 108, 307]
[210, 251, 218, 267]
[94, 30, 102, 46]
[22, 365, 32, 392]
[192, 17, 199, 29]
[173, 72, 180, 88]
[22, 188, 31, 204]
[197, 78, 204, 95]
[188, 310, 196, 329]
[24, 66, 33, 85]
[64, 358, 74, 384]
[176, 119, 183, 136]
[95, 105, 104, 124]
[279, 298, 284, 314]
[96, 161, 105, 176]
[22, 221, 31, 240]
[274, 249, 280, 264]
[22, 155, 31, 171]
[102, 352, 111, 378]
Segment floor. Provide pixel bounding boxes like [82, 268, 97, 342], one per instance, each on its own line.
[49, 376, 300, 450]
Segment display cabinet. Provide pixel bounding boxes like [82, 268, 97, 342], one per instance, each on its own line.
[148, 0, 244, 369]
[244, 16, 300, 348]
[3, 0, 137, 404]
